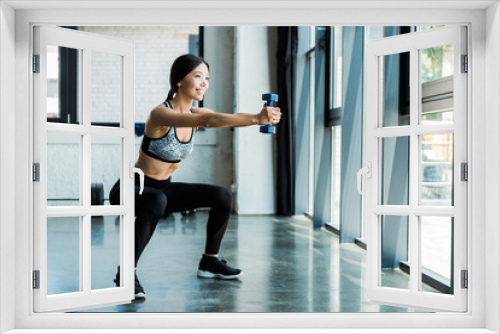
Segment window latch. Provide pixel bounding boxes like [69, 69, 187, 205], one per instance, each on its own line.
[357, 162, 372, 195]
[130, 162, 144, 195]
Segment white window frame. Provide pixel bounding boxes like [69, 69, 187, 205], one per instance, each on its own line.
[32, 25, 136, 312]
[364, 26, 467, 312]
[1, 2, 497, 333]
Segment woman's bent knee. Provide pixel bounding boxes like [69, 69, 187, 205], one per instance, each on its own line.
[213, 186, 232, 209]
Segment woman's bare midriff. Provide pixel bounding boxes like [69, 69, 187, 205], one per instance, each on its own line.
[135, 149, 181, 181]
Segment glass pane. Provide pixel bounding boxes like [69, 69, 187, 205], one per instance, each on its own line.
[46, 44, 81, 124]
[421, 44, 454, 124]
[91, 136, 121, 205]
[91, 51, 122, 125]
[421, 133, 454, 206]
[420, 216, 453, 295]
[47, 133, 80, 206]
[380, 215, 409, 290]
[381, 52, 410, 127]
[330, 126, 341, 228]
[332, 26, 343, 109]
[91, 215, 121, 290]
[381, 137, 409, 205]
[47, 216, 80, 295]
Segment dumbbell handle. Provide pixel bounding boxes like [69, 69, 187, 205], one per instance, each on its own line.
[260, 93, 278, 134]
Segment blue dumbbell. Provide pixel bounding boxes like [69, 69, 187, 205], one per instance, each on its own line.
[260, 93, 279, 134]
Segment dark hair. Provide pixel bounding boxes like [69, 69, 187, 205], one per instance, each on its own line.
[166, 54, 210, 102]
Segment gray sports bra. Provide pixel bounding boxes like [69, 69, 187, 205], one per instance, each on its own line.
[140, 101, 195, 163]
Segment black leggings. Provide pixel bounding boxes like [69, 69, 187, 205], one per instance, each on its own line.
[109, 175, 233, 266]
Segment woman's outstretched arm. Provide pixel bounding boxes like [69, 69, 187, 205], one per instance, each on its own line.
[149, 104, 281, 129]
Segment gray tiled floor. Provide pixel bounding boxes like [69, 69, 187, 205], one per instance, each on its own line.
[46, 212, 431, 313]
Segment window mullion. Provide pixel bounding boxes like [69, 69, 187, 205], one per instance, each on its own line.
[409, 46, 420, 296]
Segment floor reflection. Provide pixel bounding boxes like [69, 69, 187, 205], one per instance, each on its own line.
[48, 213, 428, 313]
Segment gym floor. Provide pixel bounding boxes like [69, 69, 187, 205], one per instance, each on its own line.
[48, 212, 431, 313]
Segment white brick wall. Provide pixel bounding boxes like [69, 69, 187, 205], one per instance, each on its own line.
[90, 51, 121, 123]
[82, 26, 199, 123]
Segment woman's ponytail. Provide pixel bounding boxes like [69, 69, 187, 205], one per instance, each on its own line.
[166, 87, 176, 102]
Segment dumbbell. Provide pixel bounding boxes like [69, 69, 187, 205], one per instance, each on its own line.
[260, 93, 279, 134]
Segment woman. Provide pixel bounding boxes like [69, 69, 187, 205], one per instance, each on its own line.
[110, 54, 281, 299]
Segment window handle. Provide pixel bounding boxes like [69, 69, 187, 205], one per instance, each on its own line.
[130, 162, 144, 195]
[357, 162, 372, 195]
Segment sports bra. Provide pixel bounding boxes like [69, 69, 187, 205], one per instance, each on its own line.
[140, 101, 196, 163]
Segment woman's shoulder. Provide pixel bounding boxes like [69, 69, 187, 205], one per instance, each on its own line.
[156, 101, 171, 110]
[150, 102, 174, 117]
[145, 103, 172, 135]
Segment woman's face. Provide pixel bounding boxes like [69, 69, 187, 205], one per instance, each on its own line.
[177, 63, 210, 101]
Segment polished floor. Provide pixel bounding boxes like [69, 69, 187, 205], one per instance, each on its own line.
[47, 212, 431, 313]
